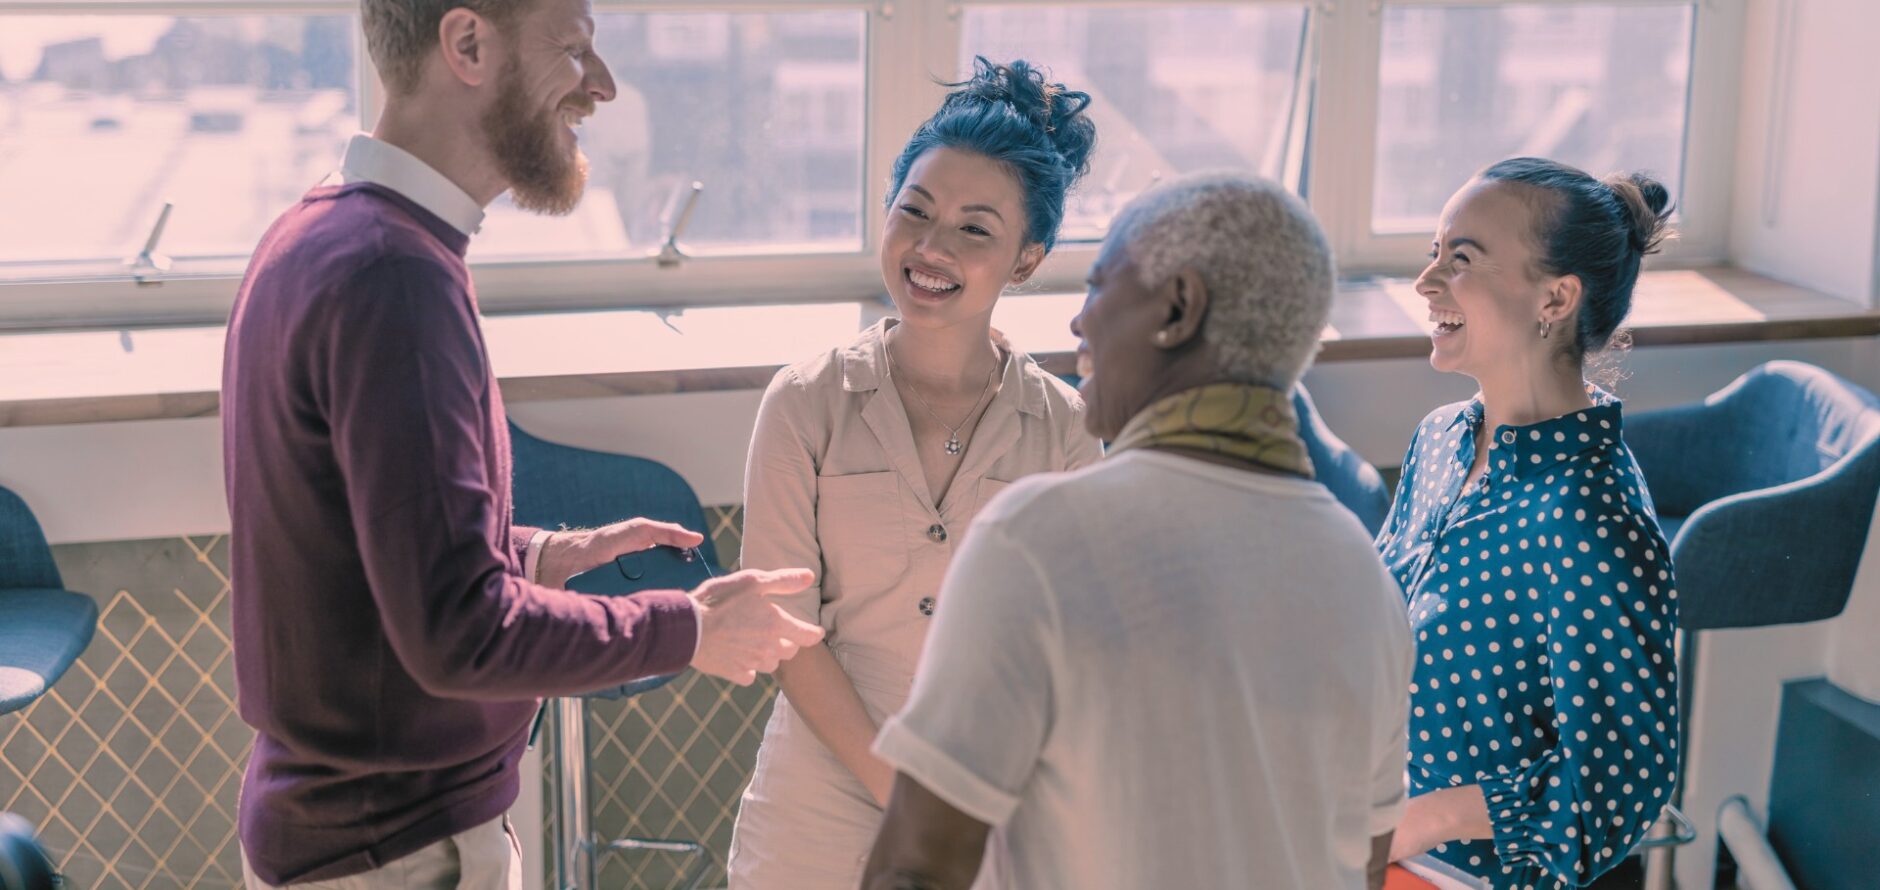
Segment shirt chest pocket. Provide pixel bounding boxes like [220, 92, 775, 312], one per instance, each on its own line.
[963, 477, 1012, 529]
[816, 471, 910, 596]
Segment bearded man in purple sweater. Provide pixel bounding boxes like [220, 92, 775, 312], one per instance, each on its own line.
[221, 1, 824, 886]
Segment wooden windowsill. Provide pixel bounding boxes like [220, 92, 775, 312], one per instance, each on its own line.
[1, 266, 1873, 429]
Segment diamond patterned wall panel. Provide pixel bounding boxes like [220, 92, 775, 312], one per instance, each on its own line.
[3, 536, 246, 890]
[5, 508, 764, 890]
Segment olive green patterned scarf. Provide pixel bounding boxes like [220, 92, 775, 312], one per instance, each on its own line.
[1108, 383, 1314, 479]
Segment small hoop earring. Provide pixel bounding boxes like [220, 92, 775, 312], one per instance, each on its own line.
[1539, 319, 1552, 340]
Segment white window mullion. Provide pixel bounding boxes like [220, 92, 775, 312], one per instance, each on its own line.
[863, 0, 964, 261]
[1306, 0, 1385, 272]
[1673, 0, 1744, 269]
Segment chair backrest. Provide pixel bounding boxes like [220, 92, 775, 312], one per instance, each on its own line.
[1629, 362, 1880, 629]
[0, 486, 62, 592]
[509, 423, 721, 699]
[509, 422, 721, 593]
[1294, 386, 1393, 536]
[1687, 361, 1880, 506]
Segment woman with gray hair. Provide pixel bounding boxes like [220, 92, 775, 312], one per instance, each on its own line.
[863, 171, 1412, 890]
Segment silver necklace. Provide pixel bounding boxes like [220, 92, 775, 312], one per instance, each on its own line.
[886, 332, 1001, 456]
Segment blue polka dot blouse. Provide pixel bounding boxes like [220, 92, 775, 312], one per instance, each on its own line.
[1376, 393, 1680, 889]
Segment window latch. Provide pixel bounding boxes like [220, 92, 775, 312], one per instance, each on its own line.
[653, 180, 704, 269]
[127, 200, 174, 286]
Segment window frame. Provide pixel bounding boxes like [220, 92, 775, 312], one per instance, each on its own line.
[0, 0, 1745, 330]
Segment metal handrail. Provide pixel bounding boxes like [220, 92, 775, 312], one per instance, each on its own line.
[1716, 796, 1798, 890]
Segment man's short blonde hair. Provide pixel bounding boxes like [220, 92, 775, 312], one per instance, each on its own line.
[362, 0, 533, 95]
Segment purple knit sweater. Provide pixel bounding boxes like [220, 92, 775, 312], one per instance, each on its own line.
[222, 182, 697, 883]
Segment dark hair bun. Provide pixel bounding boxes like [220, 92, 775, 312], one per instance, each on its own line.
[1602, 172, 1674, 256]
[957, 57, 1097, 178]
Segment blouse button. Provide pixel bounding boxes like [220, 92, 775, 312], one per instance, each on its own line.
[918, 597, 936, 616]
[1500, 430, 1516, 445]
[927, 523, 948, 543]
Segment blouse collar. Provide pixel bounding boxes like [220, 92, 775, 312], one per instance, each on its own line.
[1449, 387, 1625, 482]
[839, 318, 1048, 419]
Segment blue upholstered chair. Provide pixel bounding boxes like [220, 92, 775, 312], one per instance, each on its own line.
[508, 422, 715, 890]
[1294, 385, 1393, 536]
[511, 421, 722, 698]
[1626, 361, 1880, 630]
[1052, 377, 1392, 535]
[0, 484, 98, 717]
[0, 813, 56, 890]
[1623, 362, 1880, 876]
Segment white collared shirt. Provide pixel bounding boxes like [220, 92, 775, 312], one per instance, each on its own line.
[328, 133, 486, 237]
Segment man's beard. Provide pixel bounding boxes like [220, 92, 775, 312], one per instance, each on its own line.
[483, 54, 592, 216]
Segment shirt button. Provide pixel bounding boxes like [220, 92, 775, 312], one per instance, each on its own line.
[918, 597, 936, 616]
[1500, 430, 1516, 445]
[927, 523, 948, 543]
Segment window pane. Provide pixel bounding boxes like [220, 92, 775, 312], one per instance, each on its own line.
[0, 15, 357, 270]
[1373, 4, 1694, 233]
[471, 11, 867, 261]
[959, 4, 1309, 242]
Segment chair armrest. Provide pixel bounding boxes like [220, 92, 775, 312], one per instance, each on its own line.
[580, 672, 682, 701]
[1673, 442, 1880, 629]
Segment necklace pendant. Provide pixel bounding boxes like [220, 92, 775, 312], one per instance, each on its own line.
[945, 436, 963, 456]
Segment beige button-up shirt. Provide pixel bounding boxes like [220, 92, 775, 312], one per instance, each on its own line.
[741, 318, 1102, 691]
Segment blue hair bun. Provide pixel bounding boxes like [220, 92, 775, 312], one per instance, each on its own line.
[949, 57, 1097, 177]
[887, 57, 1098, 252]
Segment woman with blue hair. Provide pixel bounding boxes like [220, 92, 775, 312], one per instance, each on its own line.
[727, 58, 1100, 887]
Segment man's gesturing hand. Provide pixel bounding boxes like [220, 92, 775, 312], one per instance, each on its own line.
[689, 569, 824, 685]
[538, 519, 705, 589]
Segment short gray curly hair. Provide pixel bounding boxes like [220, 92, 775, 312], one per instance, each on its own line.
[1107, 172, 1333, 388]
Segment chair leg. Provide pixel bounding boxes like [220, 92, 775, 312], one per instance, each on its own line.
[551, 697, 710, 890]
[1647, 629, 1700, 890]
[551, 698, 596, 890]
[602, 838, 709, 890]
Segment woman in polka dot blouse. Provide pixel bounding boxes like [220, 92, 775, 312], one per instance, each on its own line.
[1374, 158, 1681, 890]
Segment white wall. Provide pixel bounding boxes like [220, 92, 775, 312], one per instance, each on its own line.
[3, 336, 1875, 547]
[1728, 0, 1880, 304]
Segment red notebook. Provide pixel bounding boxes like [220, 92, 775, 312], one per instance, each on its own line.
[1384, 864, 1441, 889]
[1387, 856, 1491, 889]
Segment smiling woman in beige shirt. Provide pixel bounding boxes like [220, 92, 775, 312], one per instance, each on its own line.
[726, 59, 1102, 888]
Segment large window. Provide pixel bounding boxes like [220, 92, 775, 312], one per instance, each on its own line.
[0, 0, 1743, 328]
[1372, 4, 1694, 233]
[959, 4, 1309, 241]
[473, 10, 867, 262]
[0, 15, 356, 274]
